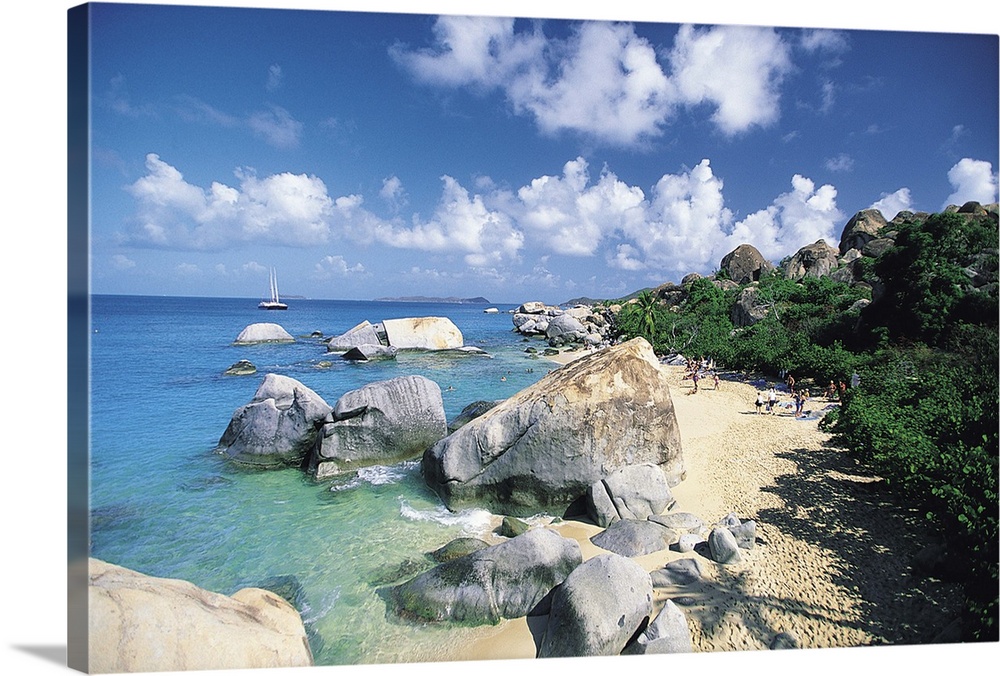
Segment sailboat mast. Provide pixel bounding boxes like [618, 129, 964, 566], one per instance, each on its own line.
[273, 268, 280, 303]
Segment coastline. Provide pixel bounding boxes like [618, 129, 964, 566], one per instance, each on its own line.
[446, 361, 963, 660]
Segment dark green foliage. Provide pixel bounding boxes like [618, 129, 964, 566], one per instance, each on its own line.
[614, 208, 999, 639]
[827, 210, 999, 641]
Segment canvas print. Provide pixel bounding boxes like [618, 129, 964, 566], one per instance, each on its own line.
[68, 1, 999, 673]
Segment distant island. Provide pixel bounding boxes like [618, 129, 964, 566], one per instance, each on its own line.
[374, 296, 491, 304]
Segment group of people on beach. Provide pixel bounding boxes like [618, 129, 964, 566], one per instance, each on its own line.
[681, 355, 720, 393]
[754, 370, 859, 418]
[755, 384, 812, 417]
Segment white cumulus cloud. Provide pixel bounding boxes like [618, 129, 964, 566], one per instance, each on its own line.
[374, 175, 524, 265]
[394, 18, 795, 145]
[944, 158, 998, 208]
[126, 154, 333, 249]
[314, 255, 366, 280]
[870, 188, 913, 220]
[668, 24, 793, 136]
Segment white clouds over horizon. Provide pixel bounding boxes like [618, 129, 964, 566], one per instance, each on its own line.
[123, 153, 853, 281]
[393, 18, 798, 145]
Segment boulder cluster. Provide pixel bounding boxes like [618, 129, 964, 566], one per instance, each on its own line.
[640, 203, 998, 329]
[382, 474, 768, 658]
[511, 301, 616, 348]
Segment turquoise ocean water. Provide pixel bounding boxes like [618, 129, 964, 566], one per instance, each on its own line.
[88, 295, 553, 665]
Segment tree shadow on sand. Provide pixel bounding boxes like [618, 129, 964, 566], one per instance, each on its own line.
[655, 442, 964, 652]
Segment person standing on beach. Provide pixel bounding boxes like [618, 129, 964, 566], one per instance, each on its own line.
[713, 372, 720, 390]
[692, 370, 700, 393]
[786, 373, 796, 394]
[755, 391, 764, 414]
[767, 386, 777, 414]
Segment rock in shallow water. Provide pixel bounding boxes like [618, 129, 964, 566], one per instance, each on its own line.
[312, 375, 446, 478]
[390, 528, 582, 625]
[216, 373, 332, 467]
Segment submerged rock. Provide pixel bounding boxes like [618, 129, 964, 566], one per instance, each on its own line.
[422, 337, 683, 516]
[89, 558, 312, 673]
[223, 359, 257, 376]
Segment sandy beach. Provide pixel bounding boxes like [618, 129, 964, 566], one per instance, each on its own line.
[455, 356, 964, 660]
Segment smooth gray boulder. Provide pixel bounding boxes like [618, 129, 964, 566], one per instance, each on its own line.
[311, 375, 446, 478]
[840, 208, 888, 253]
[233, 322, 294, 345]
[782, 239, 840, 279]
[390, 528, 582, 624]
[649, 558, 704, 587]
[708, 526, 742, 564]
[622, 600, 693, 654]
[325, 320, 384, 352]
[590, 519, 678, 558]
[216, 374, 332, 467]
[545, 313, 587, 342]
[89, 559, 312, 673]
[422, 337, 684, 516]
[586, 464, 674, 528]
[648, 512, 704, 533]
[720, 244, 774, 284]
[538, 553, 653, 658]
[675, 533, 702, 553]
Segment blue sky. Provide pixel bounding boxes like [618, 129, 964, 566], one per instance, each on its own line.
[85, 1, 998, 304]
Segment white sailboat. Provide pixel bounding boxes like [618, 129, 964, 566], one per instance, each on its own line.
[258, 267, 288, 310]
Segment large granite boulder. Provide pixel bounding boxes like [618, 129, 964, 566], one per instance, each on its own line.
[233, 322, 295, 345]
[422, 337, 683, 516]
[311, 375, 447, 478]
[382, 317, 463, 350]
[782, 239, 840, 279]
[89, 559, 312, 673]
[622, 600, 693, 654]
[545, 313, 588, 343]
[538, 553, 653, 658]
[216, 374, 332, 467]
[390, 528, 582, 624]
[325, 320, 384, 352]
[586, 463, 674, 528]
[720, 244, 774, 284]
[839, 208, 888, 253]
